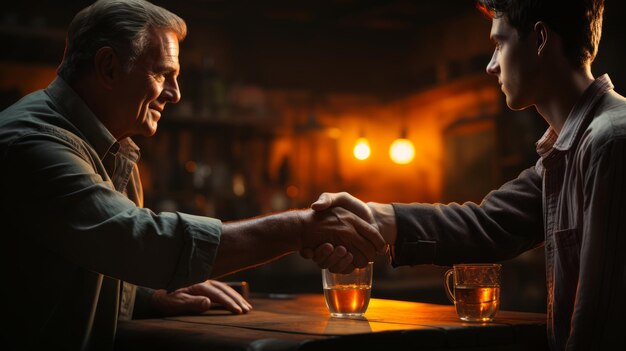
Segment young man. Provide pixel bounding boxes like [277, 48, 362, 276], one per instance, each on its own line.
[0, 1, 383, 349]
[310, 0, 626, 349]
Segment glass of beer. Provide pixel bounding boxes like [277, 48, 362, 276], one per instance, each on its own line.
[444, 263, 501, 322]
[322, 262, 373, 318]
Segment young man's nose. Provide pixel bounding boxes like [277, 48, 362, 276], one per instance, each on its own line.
[486, 50, 500, 75]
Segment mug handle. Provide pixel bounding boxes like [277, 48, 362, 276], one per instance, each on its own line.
[444, 269, 455, 304]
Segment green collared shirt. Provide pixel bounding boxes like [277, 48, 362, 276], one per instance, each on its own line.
[0, 77, 221, 350]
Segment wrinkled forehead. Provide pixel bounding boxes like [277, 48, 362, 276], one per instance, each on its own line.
[141, 29, 180, 69]
[150, 29, 180, 57]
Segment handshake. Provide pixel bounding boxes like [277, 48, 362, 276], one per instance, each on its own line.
[151, 191, 396, 316]
[298, 192, 395, 274]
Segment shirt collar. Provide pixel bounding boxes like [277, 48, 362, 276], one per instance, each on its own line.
[536, 74, 614, 158]
[45, 76, 121, 160]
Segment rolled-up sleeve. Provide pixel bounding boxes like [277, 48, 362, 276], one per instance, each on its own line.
[170, 213, 221, 290]
[3, 131, 221, 291]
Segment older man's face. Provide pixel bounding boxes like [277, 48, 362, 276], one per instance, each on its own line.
[114, 29, 181, 138]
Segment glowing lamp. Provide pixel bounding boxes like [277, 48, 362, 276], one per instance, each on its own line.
[389, 138, 415, 164]
[353, 137, 371, 160]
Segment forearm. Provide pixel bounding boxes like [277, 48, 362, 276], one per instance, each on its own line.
[390, 166, 544, 266]
[210, 210, 306, 278]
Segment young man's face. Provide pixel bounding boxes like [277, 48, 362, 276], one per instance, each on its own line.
[486, 16, 539, 110]
[114, 29, 181, 138]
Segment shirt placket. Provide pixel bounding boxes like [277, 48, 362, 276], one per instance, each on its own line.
[541, 151, 565, 350]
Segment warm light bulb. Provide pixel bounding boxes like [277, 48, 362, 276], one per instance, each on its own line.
[389, 138, 415, 164]
[232, 174, 246, 196]
[353, 137, 371, 160]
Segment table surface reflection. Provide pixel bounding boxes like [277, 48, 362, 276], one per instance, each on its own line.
[115, 294, 548, 351]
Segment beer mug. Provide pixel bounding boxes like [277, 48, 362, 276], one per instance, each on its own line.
[444, 263, 501, 322]
[322, 262, 373, 318]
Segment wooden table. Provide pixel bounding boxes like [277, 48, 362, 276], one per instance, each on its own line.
[115, 294, 548, 351]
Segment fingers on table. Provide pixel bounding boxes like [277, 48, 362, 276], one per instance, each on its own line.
[200, 281, 252, 314]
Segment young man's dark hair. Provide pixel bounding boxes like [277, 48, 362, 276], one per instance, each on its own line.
[477, 0, 604, 68]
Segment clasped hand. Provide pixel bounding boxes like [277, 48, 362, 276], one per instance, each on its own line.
[300, 192, 385, 274]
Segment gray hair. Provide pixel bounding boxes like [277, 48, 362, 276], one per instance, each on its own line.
[57, 0, 187, 83]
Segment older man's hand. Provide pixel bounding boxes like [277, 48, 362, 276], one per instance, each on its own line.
[300, 192, 387, 273]
[151, 280, 252, 315]
[298, 203, 384, 272]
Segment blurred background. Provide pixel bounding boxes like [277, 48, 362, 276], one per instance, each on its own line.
[2, 0, 625, 313]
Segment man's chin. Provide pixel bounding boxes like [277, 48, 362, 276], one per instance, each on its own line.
[139, 123, 158, 137]
[505, 97, 531, 111]
[145, 126, 158, 137]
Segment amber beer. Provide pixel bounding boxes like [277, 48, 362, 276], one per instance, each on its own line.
[444, 263, 502, 322]
[323, 284, 371, 315]
[322, 262, 373, 318]
[454, 285, 500, 322]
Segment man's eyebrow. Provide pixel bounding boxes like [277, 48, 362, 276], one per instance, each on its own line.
[155, 63, 179, 74]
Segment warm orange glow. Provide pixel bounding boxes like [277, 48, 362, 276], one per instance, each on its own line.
[232, 174, 246, 196]
[0, 62, 57, 95]
[353, 137, 371, 160]
[286, 185, 299, 198]
[267, 74, 499, 205]
[324, 284, 370, 314]
[389, 138, 415, 164]
[326, 127, 341, 139]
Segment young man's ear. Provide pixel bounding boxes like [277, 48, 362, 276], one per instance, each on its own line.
[534, 21, 549, 57]
[93, 47, 121, 89]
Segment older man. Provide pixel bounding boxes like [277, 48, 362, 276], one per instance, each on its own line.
[0, 1, 384, 350]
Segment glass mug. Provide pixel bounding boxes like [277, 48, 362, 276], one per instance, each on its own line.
[322, 262, 373, 318]
[444, 263, 501, 322]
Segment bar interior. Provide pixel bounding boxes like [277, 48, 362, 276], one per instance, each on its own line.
[2, 1, 625, 349]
